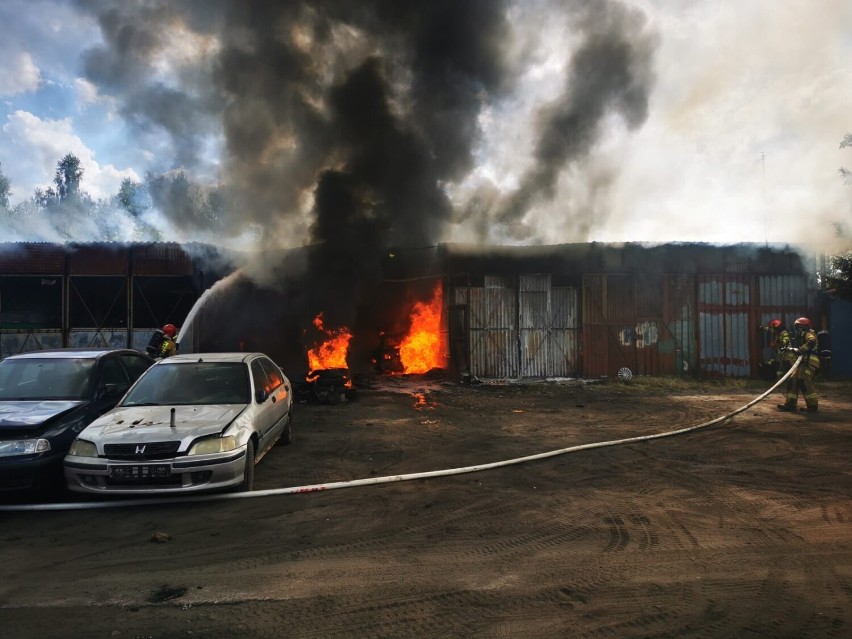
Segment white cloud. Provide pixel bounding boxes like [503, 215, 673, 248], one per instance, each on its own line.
[0, 51, 41, 96]
[73, 78, 100, 106]
[1, 110, 140, 203]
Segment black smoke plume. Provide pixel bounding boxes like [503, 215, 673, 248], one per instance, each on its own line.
[74, 0, 657, 369]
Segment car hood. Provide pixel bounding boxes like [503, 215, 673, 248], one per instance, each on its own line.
[0, 401, 85, 430]
[81, 404, 248, 442]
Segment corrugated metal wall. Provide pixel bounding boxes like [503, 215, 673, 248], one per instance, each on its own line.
[0, 243, 200, 357]
[756, 274, 808, 365]
[582, 273, 691, 378]
[666, 274, 697, 376]
[442, 245, 816, 379]
[697, 274, 751, 377]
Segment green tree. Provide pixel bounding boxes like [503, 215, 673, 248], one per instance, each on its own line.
[0, 162, 11, 209]
[116, 177, 149, 217]
[33, 186, 57, 208]
[54, 153, 83, 200]
[826, 253, 852, 300]
[828, 134, 852, 301]
[841, 133, 852, 182]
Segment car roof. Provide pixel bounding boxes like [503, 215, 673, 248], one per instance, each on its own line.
[3, 348, 150, 361]
[158, 352, 264, 364]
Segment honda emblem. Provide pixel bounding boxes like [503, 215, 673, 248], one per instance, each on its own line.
[135, 445, 146, 455]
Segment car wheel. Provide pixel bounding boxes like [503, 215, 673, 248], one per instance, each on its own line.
[237, 440, 256, 492]
[281, 410, 293, 445]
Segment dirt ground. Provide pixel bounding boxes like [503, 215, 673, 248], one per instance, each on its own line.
[1, 373, 851, 639]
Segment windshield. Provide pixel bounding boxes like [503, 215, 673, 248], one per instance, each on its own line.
[122, 362, 250, 406]
[0, 358, 95, 401]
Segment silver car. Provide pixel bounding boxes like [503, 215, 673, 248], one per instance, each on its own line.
[64, 352, 293, 495]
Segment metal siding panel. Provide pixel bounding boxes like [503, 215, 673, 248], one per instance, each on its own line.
[726, 313, 750, 376]
[132, 328, 157, 352]
[519, 274, 549, 292]
[68, 329, 128, 349]
[520, 329, 549, 377]
[726, 275, 750, 306]
[550, 287, 580, 376]
[468, 288, 485, 328]
[468, 278, 518, 378]
[759, 275, 799, 306]
[0, 330, 63, 357]
[699, 311, 726, 375]
[519, 274, 549, 377]
[68, 275, 128, 328]
[519, 289, 548, 329]
[470, 328, 517, 378]
[551, 287, 577, 329]
[548, 329, 580, 377]
[697, 274, 754, 377]
[608, 325, 636, 377]
[757, 275, 808, 329]
[583, 324, 609, 378]
[583, 274, 604, 323]
[68, 246, 128, 275]
[132, 244, 194, 276]
[607, 274, 634, 324]
[698, 277, 723, 305]
[634, 320, 660, 376]
[0, 244, 65, 274]
[666, 275, 697, 375]
[452, 285, 468, 306]
[635, 273, 663, 317]
[829, 298, 852, 377]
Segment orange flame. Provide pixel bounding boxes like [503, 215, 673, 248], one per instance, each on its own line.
[307, 313, 352, 372]
[399, 283, 443, 374]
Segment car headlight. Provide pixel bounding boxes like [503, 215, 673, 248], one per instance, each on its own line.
[68, 439, 98, 458]
[0, 438, 51, 457]
[188, 435, 237, 456]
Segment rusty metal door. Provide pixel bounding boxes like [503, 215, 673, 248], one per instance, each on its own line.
[519, 274, 579, 378]
[468, 276, 518, 378]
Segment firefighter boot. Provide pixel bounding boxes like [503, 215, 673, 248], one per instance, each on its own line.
[777, 401, 796, 412]
[800, 404, 818, 413]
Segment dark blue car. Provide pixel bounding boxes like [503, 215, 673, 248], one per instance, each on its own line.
[0, 349, 154, 495]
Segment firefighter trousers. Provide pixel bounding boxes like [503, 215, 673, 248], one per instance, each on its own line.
[783, 365, 819, 410]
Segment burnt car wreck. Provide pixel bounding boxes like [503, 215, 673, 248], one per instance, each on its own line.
[293, 368, 357, 405]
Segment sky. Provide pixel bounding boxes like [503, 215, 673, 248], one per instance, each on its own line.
[0, 0, 850, 253]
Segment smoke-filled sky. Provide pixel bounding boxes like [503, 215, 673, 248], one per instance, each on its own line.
[1, 0, 851, 252]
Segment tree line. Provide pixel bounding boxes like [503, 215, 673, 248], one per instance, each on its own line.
[0, 153, 227, 243]
[1, 142, 851, 301]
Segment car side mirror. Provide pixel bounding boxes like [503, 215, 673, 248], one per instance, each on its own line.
[255, 388, 269, 403]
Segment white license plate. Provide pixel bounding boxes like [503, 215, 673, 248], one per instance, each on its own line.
[109, 464, 170, 480]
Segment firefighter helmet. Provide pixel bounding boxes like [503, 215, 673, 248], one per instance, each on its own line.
[767, 319, 782, 329]
[162, 323, 177, 337]
[793, 317, 811, 330]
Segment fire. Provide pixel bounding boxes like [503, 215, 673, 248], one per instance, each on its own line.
[307, 313, 352, 372]
[399, 282, 443, 374]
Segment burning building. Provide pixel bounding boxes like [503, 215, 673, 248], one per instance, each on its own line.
[0, 239, 834, 381]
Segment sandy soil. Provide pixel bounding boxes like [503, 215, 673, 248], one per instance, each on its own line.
[1, 374, 851, 639]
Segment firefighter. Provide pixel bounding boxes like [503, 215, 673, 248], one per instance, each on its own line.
[159, 323, 178, 359]
[758, 319, 796, 380]
[777, 317, 820, 413]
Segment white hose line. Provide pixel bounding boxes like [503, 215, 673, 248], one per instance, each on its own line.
[1, 358, 802, 512]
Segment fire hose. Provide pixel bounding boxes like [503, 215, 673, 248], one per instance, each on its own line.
[1, 357, 802, 512]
